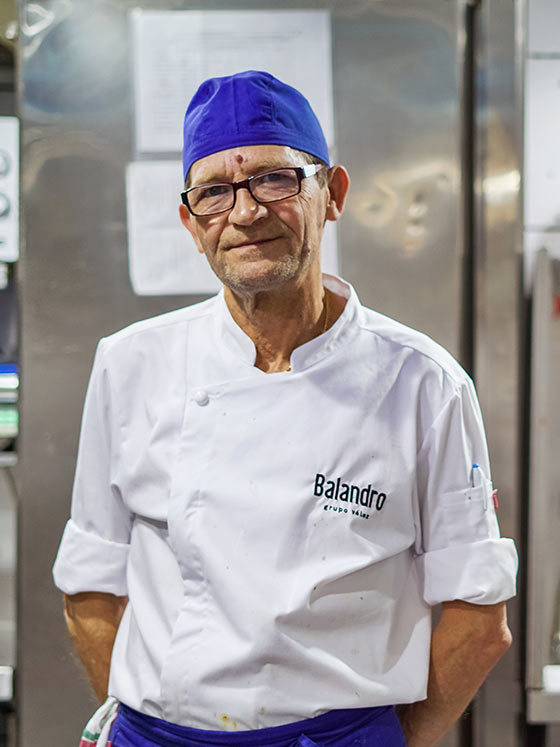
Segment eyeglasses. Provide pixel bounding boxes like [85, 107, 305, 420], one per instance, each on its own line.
[181, 163, 324, 217]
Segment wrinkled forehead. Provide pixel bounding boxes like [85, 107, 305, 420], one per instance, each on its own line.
[187, 144, 307, 186]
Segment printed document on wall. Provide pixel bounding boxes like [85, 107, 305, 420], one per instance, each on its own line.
[130, 9, 334, 155]
[126, 161, 218, 295]
[126, 161, 340, 296]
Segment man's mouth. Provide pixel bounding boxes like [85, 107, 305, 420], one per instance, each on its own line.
[225, 237, 281, 250]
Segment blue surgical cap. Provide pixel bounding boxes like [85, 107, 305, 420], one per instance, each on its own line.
[182, 70, 330, 181]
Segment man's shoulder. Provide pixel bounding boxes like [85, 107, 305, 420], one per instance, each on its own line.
[100, 295, 217, 353]
[357, 303, 469, 388]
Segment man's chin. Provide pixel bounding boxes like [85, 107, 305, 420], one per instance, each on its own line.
[213, 258, 301, 294]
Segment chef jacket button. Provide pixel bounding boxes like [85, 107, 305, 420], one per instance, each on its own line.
[194, 389, 210, 406]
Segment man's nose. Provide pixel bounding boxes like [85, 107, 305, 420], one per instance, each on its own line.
[228, 187, 268, 225]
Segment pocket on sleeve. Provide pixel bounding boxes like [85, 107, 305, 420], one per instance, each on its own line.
[441, 482, 499, 545]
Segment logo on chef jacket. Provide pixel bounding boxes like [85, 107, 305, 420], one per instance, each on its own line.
[313, 473, 388, 521]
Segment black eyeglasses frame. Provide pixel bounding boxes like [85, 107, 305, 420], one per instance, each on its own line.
[180, 163, 325, 217]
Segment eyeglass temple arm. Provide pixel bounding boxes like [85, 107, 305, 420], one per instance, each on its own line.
[301, 163, 325, 177]
[300, 163, 325, 176]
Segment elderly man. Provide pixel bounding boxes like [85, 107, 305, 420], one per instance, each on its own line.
[53, 71, 517, 747]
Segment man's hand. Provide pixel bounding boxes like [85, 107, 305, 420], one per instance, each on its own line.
[63, 592, 128, 702]
[398, 600, 512, 747]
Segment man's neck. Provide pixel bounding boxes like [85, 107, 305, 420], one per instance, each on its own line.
[224, 277, 339, 373]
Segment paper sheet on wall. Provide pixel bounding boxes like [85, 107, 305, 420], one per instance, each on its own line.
[130, 9, 334, 155]
[126, 161, 339, 296]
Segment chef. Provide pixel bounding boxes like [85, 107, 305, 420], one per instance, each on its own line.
[53, 70, 518, 747]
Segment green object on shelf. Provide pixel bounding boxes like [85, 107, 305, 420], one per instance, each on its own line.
[0, 405, 18, 437]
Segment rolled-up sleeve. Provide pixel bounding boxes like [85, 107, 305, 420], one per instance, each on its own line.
[414, 377, 518, 606]
[52, 339, 132, 595]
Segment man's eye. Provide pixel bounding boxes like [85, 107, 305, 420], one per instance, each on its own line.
[259, 171, 289, 184]
[200, 184, 229, 198]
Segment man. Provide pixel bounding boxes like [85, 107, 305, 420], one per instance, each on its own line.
[53, 71, 518, 747]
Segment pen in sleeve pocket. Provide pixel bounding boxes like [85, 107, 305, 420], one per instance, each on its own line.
[471, 463, 488, 509]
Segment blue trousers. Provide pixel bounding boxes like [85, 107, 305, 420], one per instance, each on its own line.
[109, 703, 407, 746]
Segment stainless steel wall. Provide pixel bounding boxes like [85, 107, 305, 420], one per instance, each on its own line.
[16, 1, 522, 745]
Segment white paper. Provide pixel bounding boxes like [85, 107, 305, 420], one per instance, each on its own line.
[126, 161, 339, 296]
[126, 161, 218, 295]
[0, 118, 19, 262]
[130, 9, 333, 155]
[525, 59, 560, 230]
[528, 0, 560, 55]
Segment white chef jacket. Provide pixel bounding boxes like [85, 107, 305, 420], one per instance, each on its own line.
[53, 274, 517, 731]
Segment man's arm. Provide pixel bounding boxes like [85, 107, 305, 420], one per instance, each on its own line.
[398, 600, 512, 747]
[63, 592, 128, 703]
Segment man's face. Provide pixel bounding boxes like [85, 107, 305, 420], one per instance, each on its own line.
[179, 145, 330, 295]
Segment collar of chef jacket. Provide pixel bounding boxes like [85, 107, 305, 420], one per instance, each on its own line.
[215, 274, 360, 372]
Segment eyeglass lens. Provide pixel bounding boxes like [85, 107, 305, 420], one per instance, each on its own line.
[188, 168, 301, 216]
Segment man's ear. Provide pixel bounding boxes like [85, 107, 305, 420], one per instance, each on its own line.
[325, 165, 350, 222]
[179, 203, 205, 254]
